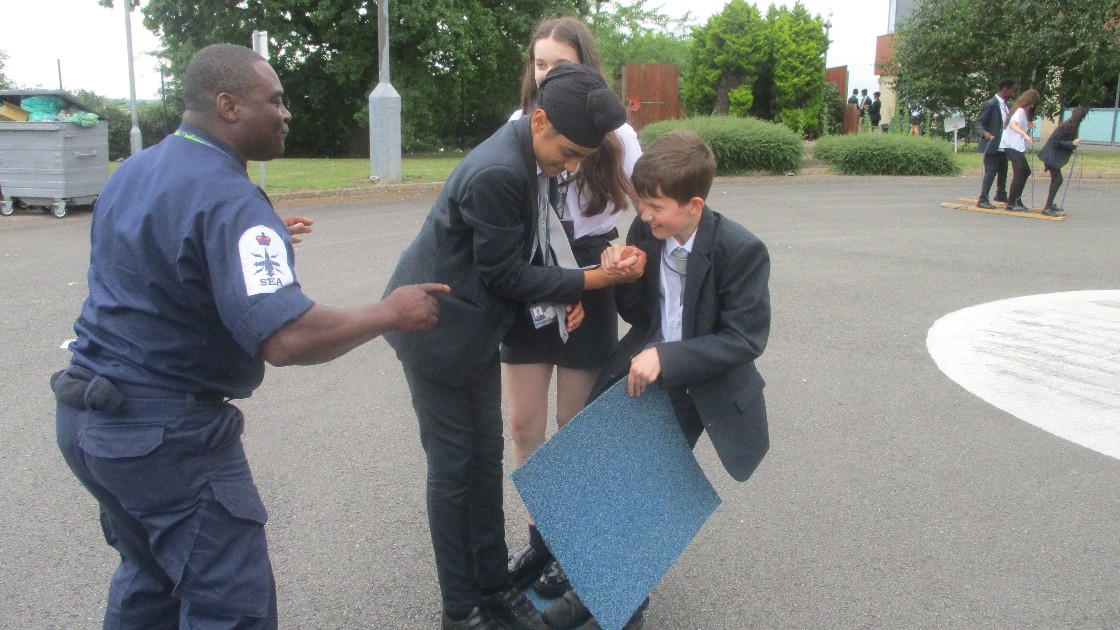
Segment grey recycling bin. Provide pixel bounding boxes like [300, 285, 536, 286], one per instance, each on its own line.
[0, 90, 110, 218]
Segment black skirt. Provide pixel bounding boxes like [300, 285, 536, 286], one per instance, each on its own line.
[501, 230, 618, 369]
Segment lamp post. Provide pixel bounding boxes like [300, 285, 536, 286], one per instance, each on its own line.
[369, 0, 402, 182]
[123, 0, 143, 156]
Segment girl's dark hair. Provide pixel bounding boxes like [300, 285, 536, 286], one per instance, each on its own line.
[520, 17, 635, 217]
[1005, 88, 1040, 129]
[1048, 105, 1087, 144]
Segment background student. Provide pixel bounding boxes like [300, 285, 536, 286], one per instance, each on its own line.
[999, 88, 1041, 212]
[502, 16, 642, 598]
[1038, 105, 1086, 216]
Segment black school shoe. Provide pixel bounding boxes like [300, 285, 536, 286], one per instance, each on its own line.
[544, 590, 647, 630]
[483, 587, 547, 630]
[442, 607, 503, 630]
[994, 193, 1008, 203]
[976, 200, 996, 209]
[534, 559, 571, 597]
[508, 543, 552, 590]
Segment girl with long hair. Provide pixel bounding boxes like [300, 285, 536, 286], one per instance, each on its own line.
[1037, 105, 1086, 216]
[502, 15, 641, 599]
[998, 88, 1041, 211]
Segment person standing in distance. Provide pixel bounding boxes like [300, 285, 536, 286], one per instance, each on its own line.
[975, 78, 1016, 209]
[999, 88, 1041, 212]
[1037, 105, 1086, 217]
[382, 63, 645, 630]
[52, 43, 446, 630]
[502, 16, 642, 599]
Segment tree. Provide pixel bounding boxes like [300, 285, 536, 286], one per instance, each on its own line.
[893, 0, 1120, 119]
[586, 0, 693, 91]
[0, 50, 11, 89]
[681, 1, 828, 137]
[764, 3, 828, 137]
[682, 0, 768, 117]
[101, 0, 577, 155]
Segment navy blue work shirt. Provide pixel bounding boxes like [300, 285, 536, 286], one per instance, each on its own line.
[69, 124, 314, 399]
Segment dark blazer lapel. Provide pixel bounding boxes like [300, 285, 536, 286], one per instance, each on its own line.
[514, 117, 541, 229]
[682, 208, 716, 337]
[639, 234, 665, 344]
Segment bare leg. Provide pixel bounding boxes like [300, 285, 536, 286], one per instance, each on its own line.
[555, 366, 600, 429]
[504, 363, 554, 469]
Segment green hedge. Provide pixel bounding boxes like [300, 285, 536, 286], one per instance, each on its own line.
[639, 116, 804, 175]
[812, 134, 961, 176]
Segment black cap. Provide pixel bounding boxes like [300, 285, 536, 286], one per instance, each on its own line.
[537, 64, 626, 149]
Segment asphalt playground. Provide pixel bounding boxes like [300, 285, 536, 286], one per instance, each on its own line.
[1, 172, 1117, 629]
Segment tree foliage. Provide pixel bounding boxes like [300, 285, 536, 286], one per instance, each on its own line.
[0, 50, 11, 90]
[586, 0, 693, 91]
[893, 0, 1120, 119]
[681, 1, 828, 137]
[100, 0, 582, 155]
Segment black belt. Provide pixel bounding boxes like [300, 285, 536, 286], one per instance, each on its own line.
[51, 365, 227, 413]
[114, 381, 228, 402]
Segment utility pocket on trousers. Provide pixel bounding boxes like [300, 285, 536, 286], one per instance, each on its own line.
[78, 423, 165, 458]
[175, 477, 273, 618]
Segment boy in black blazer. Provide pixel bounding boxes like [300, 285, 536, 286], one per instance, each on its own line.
[547, 129, 771, 630]
[598, 128, 771, 482]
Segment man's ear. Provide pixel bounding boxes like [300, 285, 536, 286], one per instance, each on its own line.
[688, 196, 705, 215]
[530, 108, 550, 134]
[215, 92, 239, 122]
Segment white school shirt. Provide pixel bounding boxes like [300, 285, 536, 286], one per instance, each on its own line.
[658, 231, 696, 344]
[999, 108, 1029, 153]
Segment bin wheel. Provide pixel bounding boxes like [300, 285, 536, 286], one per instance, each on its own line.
[0, 200, 12, 216]
[51, 201, 68, 218]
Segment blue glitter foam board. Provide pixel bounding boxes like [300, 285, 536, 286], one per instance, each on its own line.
[511, 380, 722, 630]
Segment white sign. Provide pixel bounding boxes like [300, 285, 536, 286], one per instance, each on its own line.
[945, 115, 967, 131]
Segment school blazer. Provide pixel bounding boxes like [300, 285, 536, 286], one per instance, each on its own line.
[383, 117, 584, 386]
[975, 96, 1006, 155]
[598, 208, 771, 481]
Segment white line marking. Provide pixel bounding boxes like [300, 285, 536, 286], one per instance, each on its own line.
[927, 291, 1120, 460]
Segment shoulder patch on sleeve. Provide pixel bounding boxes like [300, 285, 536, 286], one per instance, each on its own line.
[239, 226, 292, 296]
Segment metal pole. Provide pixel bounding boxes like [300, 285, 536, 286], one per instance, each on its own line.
[369, 0, 402, 182]
[124, 1, 143, 155]
[57, 59, 63, 90]
[1111, 69, 1119, 144]
[251, 30, 270, 189]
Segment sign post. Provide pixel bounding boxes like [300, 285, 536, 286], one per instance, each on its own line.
[369, 0, 402, 182]
[945, 114, 966, 153]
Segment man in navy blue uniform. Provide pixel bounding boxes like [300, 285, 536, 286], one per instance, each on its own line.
[52, 43, 447, 629]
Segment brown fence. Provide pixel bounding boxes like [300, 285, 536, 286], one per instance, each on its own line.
[621, 64, 684, 132]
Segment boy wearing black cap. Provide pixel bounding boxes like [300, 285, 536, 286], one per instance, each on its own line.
[383, 64, 646, 630]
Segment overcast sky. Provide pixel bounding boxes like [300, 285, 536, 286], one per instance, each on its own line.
[3, 0, 884, 101]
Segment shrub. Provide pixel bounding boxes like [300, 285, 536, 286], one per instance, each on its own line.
[639, 115, 803, 175]
[811, 133, 961, 176]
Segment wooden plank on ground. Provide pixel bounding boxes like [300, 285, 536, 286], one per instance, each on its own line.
[941, 201, 1066, 221]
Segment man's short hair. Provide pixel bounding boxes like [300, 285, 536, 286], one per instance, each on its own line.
[998, 78, 1016, 90]
[183, 44, 267, 113]
[631, 130, 716, 204]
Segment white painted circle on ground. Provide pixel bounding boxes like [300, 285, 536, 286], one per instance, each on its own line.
[927, 290, 1120, 460]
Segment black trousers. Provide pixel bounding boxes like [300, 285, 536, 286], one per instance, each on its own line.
[1045, 166, 1064, 209]
[979, 151, 1009, 202]
[402, 357, 508, 616]
[1006, 149, 1032, 205]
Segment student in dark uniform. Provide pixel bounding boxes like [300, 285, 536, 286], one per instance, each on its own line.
[974, 78, 1016, 208]
[502, 16, 642, 599]
[52, 43, 445, 629]
[544, 130, 772, 630]
[1038, 105, 1086, 216]
[383, 64, 645, 630]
